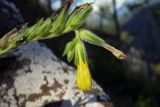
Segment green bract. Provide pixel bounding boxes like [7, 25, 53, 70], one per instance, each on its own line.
[63, 3, 93, 33]
[74, 39, 88, 65]
[63, 34, 88, 65]
[77, 29, 105, 46]
[63, 38, 77, 62]
[49, 1, 71, 34]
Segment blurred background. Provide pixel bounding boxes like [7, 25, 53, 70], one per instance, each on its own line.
[1, 0, 160, 107]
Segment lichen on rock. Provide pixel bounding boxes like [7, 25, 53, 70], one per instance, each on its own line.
[0, 42, 112, 107]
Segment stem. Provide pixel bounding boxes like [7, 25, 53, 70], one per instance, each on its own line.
[112, 0, 121, 40]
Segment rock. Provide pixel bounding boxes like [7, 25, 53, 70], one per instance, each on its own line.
[0, 42, 113, 107]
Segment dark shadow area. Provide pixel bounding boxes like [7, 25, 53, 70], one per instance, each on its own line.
[43, 100, 72, 107]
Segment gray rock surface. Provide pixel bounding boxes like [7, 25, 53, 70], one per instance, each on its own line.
[0, 42, 113, 107]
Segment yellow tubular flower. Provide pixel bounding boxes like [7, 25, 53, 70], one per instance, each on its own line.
[76, 60, 92, 91]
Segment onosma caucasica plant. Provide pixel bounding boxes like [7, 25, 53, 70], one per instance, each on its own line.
[0, 0, 126, 91]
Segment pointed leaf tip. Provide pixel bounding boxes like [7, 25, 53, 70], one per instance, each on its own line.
[102, 43, 127, 60]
